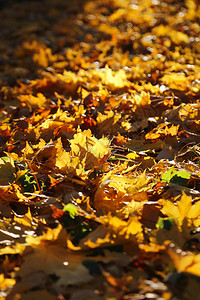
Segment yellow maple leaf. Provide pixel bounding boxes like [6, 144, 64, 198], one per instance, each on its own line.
[69, 129, 110, 174]
[145, 123, 179, 140]
[102, 215, 143, 243]
[18, 93, 49, 110]
[159, 192, 200, 230]
[130, 91, 151, 106]
[14, 208, 33, 228]
[0, 155, 15, 186]
[32, 131, 110, 179]
[56, 70, 82, 93]
[0, 243, 25, 256]
[153, 25, 189, 44]
[79, 215, 143, 250]
[21, 141, 34, 159]
[102, 65, 129, 90]
[54, 138, 71, 170]
[161, 73, 189, 91]
[166, 242, 200, 277]
[26, 224, 63, 246]
[94, 171, 150, 214]
[0, 184, 27, 204]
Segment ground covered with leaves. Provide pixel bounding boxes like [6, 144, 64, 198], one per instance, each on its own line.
[0, 0, 200, 299]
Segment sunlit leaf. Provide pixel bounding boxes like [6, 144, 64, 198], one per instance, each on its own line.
[0, 274, 15, 290]
[18, 93, 49, 110]
[63, 203, 77, 219]
[0, 155, 15, 185]
[94, 171, 150, 213]
[1, 0, 200, 298]
[102, 65, 130, 90]
[159, 192, 200, 231]
[14, 208, 33, 227]
[161, 166, 191, 185]
[166, 242, 200, 277]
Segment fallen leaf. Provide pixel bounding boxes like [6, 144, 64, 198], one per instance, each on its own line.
[0, 156, 15, 185]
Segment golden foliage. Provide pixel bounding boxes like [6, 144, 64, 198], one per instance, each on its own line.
[0, 0, 200, 299]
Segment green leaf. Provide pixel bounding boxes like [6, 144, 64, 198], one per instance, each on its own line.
[18, 169, 47, 193]
[161, 166, 174, 183]
[63, 203, 77, 219]
[176, 170, 191, 179]
[18, 172, 37, 192]
[156, 216, 174, 230]
[161, 166, 190, 185]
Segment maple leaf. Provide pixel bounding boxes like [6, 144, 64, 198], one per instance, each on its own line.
[161, 166, 191, 185]
[97, 110, 122, 135]
[159, 192, 200, 231]
[68, 129, 110, 176]
[79, 215, 143, 250]
[18, 93, 49, 110]
[106, 215, 143, 242]
[56, 70, 82, 93]
[94, 171, 150, 214]
[8, 225, 94, 296]
[1, 0, 200, 298]
[145, 123, 179, 140]
[0, 184, 27, 204]
[33, 129, 110, 179]
[166, 242, 200, 277]
[14, 207, 33, 228]
[129, 91, 151, 107]
[101, 65, 130, 90]
[21, 141, 35, 160]
[0, 155, 15, 185]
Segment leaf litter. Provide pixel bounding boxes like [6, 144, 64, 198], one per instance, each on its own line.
[0, 0, 200, 299]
